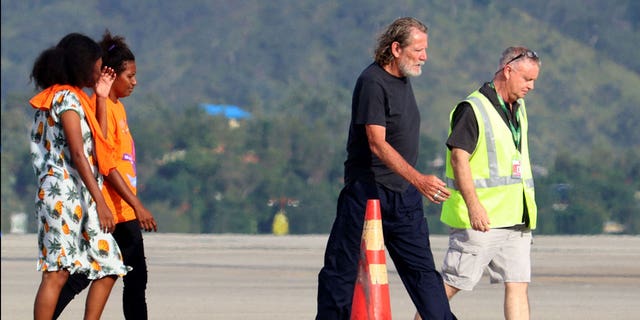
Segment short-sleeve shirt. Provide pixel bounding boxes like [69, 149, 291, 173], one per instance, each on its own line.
[97, 97, 138, 223]
[31, 90, 98, 184]
[445, 82, 529, 225]
[344, 63, 420, 192]
[446, 82, 522, 154]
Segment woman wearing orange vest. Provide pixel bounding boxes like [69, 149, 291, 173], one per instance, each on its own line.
[53, 30, 158, 320]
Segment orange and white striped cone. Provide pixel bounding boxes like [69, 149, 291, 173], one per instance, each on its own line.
[351, 199, 392, 320]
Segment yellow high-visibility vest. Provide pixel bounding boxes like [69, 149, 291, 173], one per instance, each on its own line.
[441, 91, 537, 229]
[272, 210, 289, 235]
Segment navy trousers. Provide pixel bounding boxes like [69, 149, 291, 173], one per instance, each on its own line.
[53, 220, 149, 320]
[316, 180, 454, 320]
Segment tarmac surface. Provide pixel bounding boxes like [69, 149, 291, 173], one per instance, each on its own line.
[2, 233, 639, 319]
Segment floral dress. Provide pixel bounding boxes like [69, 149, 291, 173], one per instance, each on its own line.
[30, 89, 130, 279]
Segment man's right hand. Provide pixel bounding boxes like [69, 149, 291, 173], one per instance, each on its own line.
[415, 174, 451, 204]
[468, 203, 491, 232]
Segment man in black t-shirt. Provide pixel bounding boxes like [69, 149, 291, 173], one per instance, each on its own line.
[316, 17, 456, 320]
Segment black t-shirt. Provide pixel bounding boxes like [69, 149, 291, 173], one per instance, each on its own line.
[446, 82, 522, 153]
[344, 63, 420, 192]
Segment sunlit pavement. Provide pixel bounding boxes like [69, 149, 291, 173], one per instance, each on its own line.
[2, 233, 639, 319]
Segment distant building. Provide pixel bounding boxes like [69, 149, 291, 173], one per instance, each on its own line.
[200, 103, 251, 128]
[10, 212, 28, 234]
[603, 221, 625, 234]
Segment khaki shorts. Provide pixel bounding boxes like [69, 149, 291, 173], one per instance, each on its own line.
[441, 225, 532, 291]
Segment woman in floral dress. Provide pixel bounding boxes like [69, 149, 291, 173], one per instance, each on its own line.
[29, 32, 130, 320]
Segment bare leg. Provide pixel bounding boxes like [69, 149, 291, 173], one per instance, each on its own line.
[414, 283, 461, 320]
[34, 270, 70, 320]
[505, 282, 529, 320]
[444, 282, 460, 300]
[83, 275, 117, 320]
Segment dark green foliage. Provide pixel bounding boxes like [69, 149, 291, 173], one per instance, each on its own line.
[2, 0, 638, 234]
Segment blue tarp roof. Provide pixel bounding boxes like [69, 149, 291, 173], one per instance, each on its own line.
[200, 104, 251, 119]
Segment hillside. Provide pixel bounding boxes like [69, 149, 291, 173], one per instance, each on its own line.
[2, 0, 639, 234]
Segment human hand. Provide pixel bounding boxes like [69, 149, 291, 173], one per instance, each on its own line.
[95, 66, 116, 98]
[134, 205, 158, 232]
[96, 202, 116, 233]
[417, 174, 451, 204]
[468, 203, 491, 232]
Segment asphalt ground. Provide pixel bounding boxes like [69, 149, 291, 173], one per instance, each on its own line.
[2, 233, 639, 319]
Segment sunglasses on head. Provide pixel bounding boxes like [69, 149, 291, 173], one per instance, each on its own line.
[505, 50, 539, 66]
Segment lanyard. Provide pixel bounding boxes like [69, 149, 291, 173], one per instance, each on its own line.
[490, 82, 521, 150]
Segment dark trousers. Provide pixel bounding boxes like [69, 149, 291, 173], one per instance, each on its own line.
[316, 181, 454, 320]
[53, 220, 149, 320]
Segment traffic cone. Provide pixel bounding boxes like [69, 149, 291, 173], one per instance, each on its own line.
[351, 199, 392, 320]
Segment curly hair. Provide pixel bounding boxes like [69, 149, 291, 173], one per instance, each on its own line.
[30, 33, 102, 90]
[374, 17, 428, 66]
[99, 29, 136, 75]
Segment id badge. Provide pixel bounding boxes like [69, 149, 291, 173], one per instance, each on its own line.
[511, 156, 522, 179]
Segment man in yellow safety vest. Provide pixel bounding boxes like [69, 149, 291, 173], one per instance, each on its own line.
[436, 47, 540, 320]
